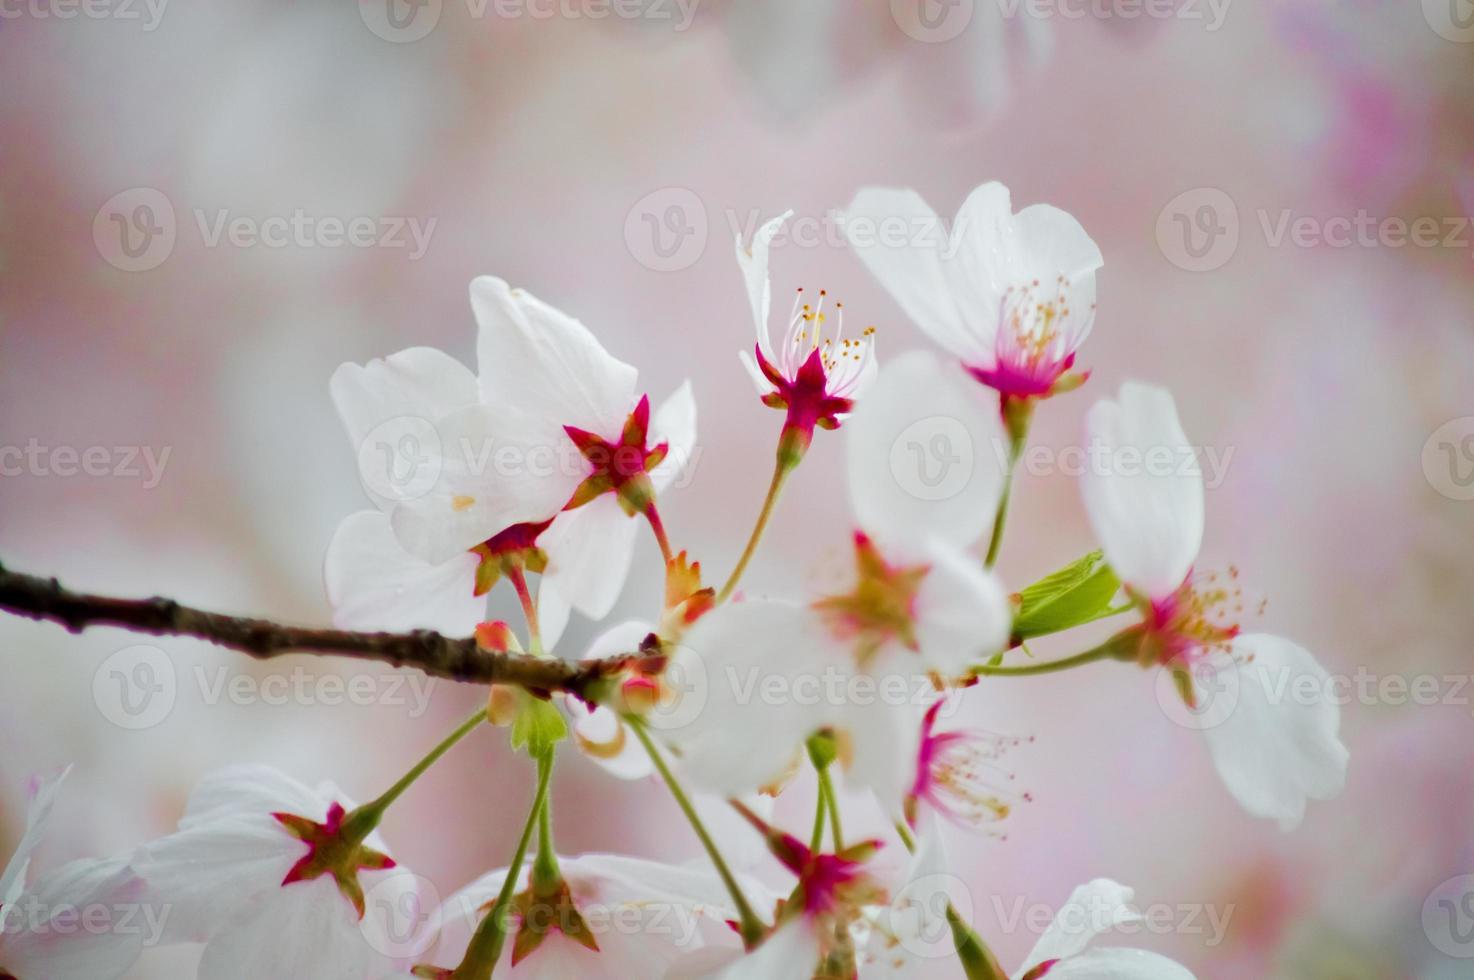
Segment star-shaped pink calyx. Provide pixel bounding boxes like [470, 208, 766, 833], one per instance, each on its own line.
[563, 394, 668, 516]
[273, 802, 396, 918]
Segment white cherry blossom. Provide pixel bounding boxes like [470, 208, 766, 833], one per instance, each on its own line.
[1080, 381, 1349, 829]
[133, 765, 420, 980]
[736, 211, 877, 456]
[846, 183, 1101, 400]
[0, 769, 144, 980]
[1011, 879, 1196, 980]
[326, 279, 697, 649]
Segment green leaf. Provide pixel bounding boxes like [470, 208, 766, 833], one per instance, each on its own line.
[509, 698, 568, 759]
[1013, 551, 1124, 639]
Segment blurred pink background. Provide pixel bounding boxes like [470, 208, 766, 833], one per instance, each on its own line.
[2, 1, 1472, 976]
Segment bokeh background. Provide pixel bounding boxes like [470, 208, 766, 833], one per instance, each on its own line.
[2, 1, 1473, 976]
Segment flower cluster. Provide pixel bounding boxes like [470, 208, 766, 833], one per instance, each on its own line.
[11, 180, 1347, 979]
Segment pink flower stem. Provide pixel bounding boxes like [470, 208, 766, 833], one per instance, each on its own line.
[506, 566, 543, 656]
[643, 502, 676, 566]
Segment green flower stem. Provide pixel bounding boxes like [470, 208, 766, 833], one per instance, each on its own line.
[807, 740, 843, 851]
[984, 397, 1035, 569]
[626, 716, 766, 947]
[505, 566, 543, 656]
[351, 707, 488, 832]
[809, 784, 828, 852]
[971, 643, 1115, 678]
[453, 748, 555, 979]
[718, 454, 796, 603]
[894, 821, 1008, 980]
[532, 763, 560, 890]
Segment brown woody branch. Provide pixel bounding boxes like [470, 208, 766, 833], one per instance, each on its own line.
[0, 559, 628, 699]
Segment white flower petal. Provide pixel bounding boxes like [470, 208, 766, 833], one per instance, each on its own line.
[1012, 200, 1104, 280]
[1080, 382, 1203, 599]
[1200, 634, 1349, 831]
[736, 348, 774, 396]
[387, 401, 574, 564]
[0, 766, 70, 908]
[1042, 947, 1196, 980]
[837, 693, 923, 813]
[568, 621, 656, 778]
[735, 211, 793, 356]
[844, 189, 973, 360]
[912, 543, 1012, 676]
[650, 380, 699, 492]
[1005, 201, 1102, 344]
[845, 350, 1008, 553]
[714, 916, 823, 980]
[471, 275, 639, 440]
[866, 816, 953, 978]
[325, 510, 483, 636]
[179, 765, 328, 827]
[539, 494, 641, 625]
[948, 181, 1017, 323]
[1, 858, 145, 980]
[135, 815, 302, 943]
[196, 877, 372, 980]
[573, 705, 654, 781]
[1018, 879, 1141, 974]
[330, 346, 479, 511]
[670, 601, 837, 797]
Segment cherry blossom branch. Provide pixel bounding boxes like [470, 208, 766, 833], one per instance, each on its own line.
[0, 559, 628, 697]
